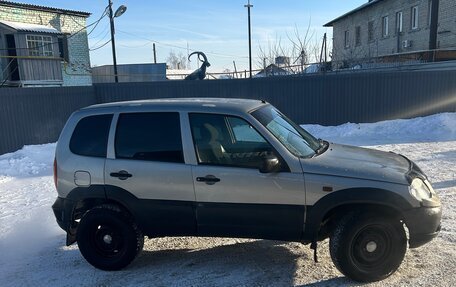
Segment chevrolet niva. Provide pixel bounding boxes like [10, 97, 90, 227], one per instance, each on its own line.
[52, 98, 441, 282]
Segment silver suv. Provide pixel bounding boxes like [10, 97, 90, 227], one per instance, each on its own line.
[52, 98, 441, 282]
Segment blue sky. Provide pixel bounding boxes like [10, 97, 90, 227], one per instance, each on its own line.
[25, 0, 366, 70]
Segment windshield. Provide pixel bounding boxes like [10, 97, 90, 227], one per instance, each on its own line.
[251, 105, 320, 158]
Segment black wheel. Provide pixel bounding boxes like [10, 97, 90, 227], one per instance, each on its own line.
[329, 212, 407, 282]
[76, 205, 144, 270]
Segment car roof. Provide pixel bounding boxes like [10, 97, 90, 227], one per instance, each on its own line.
[81, 98, 268, 114]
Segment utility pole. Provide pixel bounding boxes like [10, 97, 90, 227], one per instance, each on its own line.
[153, 43, 157, 64]
[320, 33, 327, 63]
[107, 1, 126, 82]
[233, 61, 238, 78]
[324, 33, 327, 63]
[108, 0, 118, 83]
[244, 0, 253, 78]
[186, 42, 190, 69]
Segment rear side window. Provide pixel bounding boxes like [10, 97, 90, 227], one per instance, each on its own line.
[69, 114, 113, 157]
[115, 112, 184, 163]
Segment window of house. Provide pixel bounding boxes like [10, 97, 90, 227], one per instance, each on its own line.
[368, 21, 375, 42]
[115, 112, 184, 163]
[355, 26, 361, 46]
[382, 16, 389, 37]
[396, 12, 403, 33]
[411, 6, 419, 30]
[344, 30, 350, 48]
[26, 35, 53, 57]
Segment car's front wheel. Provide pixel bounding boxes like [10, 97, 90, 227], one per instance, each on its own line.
[329, 212, 407, 282]
[76, 204, 144, 270]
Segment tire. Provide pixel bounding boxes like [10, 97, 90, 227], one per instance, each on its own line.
[76, 204, 144, 271]
[329, 212, 407, 282]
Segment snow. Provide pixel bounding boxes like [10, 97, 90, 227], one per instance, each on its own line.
[0, 113, 455, 286]
[0, 20, 61, 34]
[302, 113, 456, 146]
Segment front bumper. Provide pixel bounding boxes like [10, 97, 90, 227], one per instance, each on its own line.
[403, 205, 442, 248]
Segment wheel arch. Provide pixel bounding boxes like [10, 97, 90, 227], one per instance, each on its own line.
[303, 187, 413, 242]
[63, 185, 139, 245]
[66, 185, 136, 219]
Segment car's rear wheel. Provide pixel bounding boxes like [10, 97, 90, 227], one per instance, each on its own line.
[77, 204, 144, 270]
[329, 212, 407, 282]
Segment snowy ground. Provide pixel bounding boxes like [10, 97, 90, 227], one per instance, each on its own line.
[0, 113, 455, 287]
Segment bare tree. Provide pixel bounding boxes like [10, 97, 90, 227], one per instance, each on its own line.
[256, 20, 321, 74]
[310, 36, 321, 65]
[166, 50, 188, 70]
[257, 36, 290, 69]
[287, 23, 315, 70]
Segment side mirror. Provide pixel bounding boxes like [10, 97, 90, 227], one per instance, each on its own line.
[259, 155, 282, 174]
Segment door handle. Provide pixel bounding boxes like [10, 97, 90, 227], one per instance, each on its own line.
[110, 170, 132, 180]
[196, 175, 220, 185]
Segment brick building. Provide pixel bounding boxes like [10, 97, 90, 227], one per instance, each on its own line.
[0, 1, 91, 86]
[325, 0, 456, 68]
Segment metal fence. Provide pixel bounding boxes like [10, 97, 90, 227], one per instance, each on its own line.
[95, 69, 456, 125]
[0, 86, 95, 155]
[1, 69, 456, 155]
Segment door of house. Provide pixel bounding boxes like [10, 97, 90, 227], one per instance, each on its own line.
[5, 34, 20, 81]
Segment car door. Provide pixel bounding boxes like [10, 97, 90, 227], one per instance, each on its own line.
[104, 112, 196, 236]
[189, 113, 306, 241]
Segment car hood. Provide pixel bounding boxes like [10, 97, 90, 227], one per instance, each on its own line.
[300, 143, 411, 185]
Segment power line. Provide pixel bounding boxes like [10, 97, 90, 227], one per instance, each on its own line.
[116, 29, 251, 60]
[89, 23, 110, 39]
[90, 28, 111, 47]
[68, 6, 109, 37]
[118, 42, 151, 49]
[90, 39, 111, 51]
[86, 7, 109, 37]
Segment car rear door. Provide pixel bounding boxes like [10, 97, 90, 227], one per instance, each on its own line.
[104, 112, 196, 236]
[188, 113, 306, 241]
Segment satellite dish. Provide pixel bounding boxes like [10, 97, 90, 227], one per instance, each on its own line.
[114, 5, 127, 18]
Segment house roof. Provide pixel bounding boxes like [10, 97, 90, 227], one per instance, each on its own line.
[324, 0, 384, 27]
[0, 1, 90, 17]
[255, 64, 290, 77]
[0, 20, 61, 34]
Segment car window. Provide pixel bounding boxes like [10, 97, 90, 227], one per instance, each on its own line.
[228, 117, 267, 143]
[70, 114, 113, 157]
[252, 105, 319, 158]
[115, 112, 184, 163]
[189, 113, 274, 169]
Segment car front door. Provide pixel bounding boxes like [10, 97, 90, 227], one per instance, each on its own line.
[188, 113, 306, 241]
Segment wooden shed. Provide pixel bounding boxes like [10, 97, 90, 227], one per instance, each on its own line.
[0, 20, 63, 87]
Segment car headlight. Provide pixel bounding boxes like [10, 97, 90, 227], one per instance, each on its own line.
[409, 178, 435, 201]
